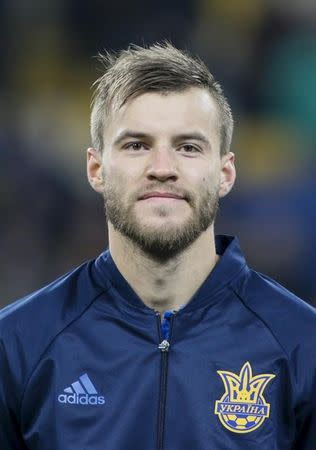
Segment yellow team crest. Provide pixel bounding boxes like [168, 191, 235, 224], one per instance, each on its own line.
[214, 362, 275, 434]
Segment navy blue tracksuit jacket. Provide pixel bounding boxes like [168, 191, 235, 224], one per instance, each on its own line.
[0, 235, 315, 449]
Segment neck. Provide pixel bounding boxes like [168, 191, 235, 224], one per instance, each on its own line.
[107, 223, 219, 314]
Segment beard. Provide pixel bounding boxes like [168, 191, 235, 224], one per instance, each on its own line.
[102, 178, 219, 263]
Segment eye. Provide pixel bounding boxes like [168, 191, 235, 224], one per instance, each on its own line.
[180, 144, 200, 153]
[125, 142, 146, 151]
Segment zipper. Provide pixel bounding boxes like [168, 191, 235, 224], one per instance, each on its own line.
[156, 310, 175, 450]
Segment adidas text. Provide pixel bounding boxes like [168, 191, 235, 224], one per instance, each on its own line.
[58, 393, 105, 405]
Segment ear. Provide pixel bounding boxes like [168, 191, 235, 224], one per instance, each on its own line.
[219, 152, 236, 198]
[87, 148, 104, 194]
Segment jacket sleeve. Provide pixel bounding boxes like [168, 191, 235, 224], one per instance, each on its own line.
[0, 340, 27, 450]
[293, 394, 316, 448]
[292, 341, 316, 449]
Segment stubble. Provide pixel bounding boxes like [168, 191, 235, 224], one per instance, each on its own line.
[102, 176, 219, 263]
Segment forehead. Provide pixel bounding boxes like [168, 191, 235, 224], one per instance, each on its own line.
[106, 88, 220, 143]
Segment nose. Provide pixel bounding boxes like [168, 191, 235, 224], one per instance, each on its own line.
[145, 147, 178, 181]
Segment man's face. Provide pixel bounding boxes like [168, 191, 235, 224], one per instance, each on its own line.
[89, 88, 235, 262]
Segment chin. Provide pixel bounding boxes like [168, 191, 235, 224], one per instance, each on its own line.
[140, 217, 188, 231]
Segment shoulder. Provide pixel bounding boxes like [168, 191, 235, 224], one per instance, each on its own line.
[1, 259, 103, 333]
[231, 268, 316, 401]
[0, 258, 104, 384]
[231, 267, 316, 357]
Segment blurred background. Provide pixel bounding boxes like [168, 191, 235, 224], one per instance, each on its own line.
[1, 0, 316, 307]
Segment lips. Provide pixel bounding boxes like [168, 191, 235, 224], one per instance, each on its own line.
[140, 191, 185, 200]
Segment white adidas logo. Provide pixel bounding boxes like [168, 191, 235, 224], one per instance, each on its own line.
[58, 373, 105, 405]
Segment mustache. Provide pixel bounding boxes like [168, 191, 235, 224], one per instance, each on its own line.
[138, 187, 191, 201]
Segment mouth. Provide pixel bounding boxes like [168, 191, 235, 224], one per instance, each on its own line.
[139, 192, 186, 201]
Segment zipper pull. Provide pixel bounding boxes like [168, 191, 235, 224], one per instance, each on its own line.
[158, 340, 170, 352]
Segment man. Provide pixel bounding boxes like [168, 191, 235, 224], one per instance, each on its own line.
[0, 42, 315, 450]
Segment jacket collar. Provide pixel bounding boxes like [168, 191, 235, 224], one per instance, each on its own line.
[92, 235, 247, 313]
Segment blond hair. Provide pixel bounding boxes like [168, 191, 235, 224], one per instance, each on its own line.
[91, 42, 233, 155]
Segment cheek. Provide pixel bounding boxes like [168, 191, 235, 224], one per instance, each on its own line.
[199, 170, 221, 194]
[197, 167, 219, 184]
[104, 160, 125, 184]
[103, 163, 139, 202]
[106, 156, 141, 180]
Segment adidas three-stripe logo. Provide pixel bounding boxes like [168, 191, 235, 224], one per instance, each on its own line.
[58, 373, 105, 405]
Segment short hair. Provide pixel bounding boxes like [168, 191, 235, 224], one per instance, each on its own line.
[91, 42, 233, 156]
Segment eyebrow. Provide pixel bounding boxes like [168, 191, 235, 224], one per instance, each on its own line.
[113, 130, 210, 147]
[172, 133, 210, 146]
[113, 130, 150, 146]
